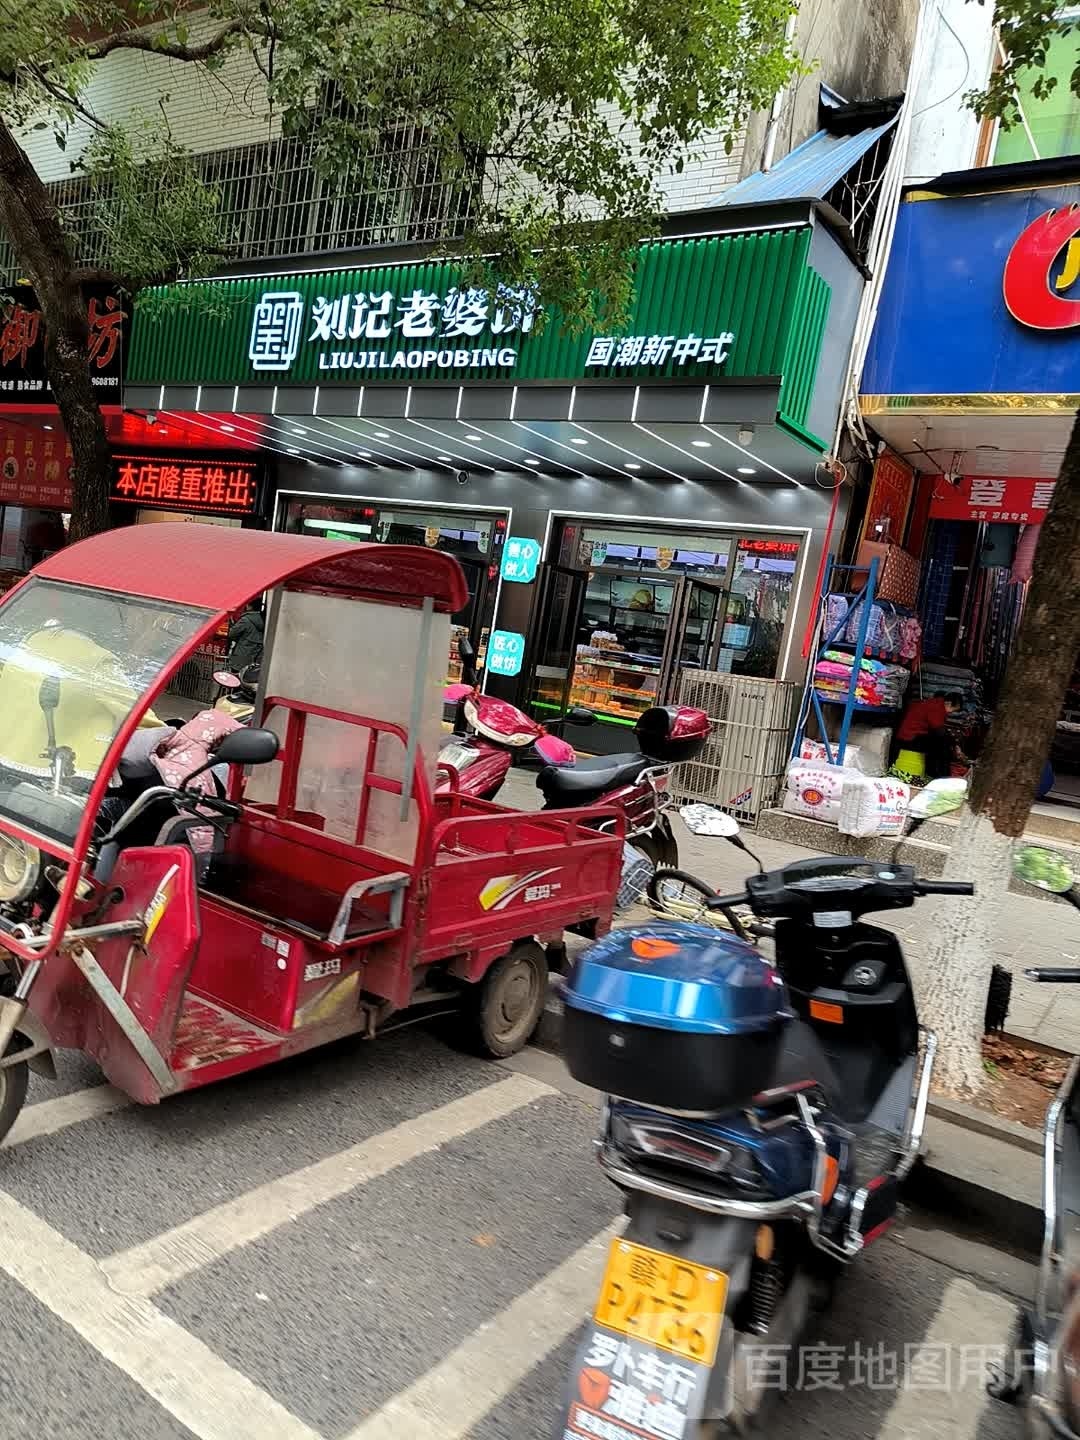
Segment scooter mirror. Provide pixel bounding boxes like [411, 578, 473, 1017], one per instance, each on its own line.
[1014, 844, 1076, 894]
[678, 803, 740, 839]
[567, 706, 596, 727]
[214, 671, 241, 687]
[908, 780, 967, 820]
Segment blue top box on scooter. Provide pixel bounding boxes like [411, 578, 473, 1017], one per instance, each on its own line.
[562, 922, 795, 1112]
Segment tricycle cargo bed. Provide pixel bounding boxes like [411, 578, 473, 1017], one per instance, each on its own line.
[420, 802, 624, 959]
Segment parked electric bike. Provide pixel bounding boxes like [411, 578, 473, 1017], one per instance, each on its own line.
[537, 704, 710, 869]
[438, 640, 591, 802]
[557, 804, 973, 1436]
[992, 843, 1080, 1439]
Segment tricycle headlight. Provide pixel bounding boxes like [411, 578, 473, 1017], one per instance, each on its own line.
[0, 833, 41, 903]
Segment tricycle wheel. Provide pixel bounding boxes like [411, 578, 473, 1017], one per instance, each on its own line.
[462, 941, 548, 1058]
[0, 1056, 29, 1146]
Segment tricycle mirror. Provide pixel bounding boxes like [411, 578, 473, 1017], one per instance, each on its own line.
[567, 706, 596, 727]
[1013, 844, 1075, 895]
[213, 727, 279, 768]
[213, 670, 240, 687]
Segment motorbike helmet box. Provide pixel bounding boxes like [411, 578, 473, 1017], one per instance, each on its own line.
[562, 922, 793, 1112]
[635, 705, 710, 763]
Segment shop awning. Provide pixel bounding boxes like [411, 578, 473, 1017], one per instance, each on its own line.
[714, 116, 899, 208]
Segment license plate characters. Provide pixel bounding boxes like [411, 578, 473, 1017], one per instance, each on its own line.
[594, 1240, 727, 1366]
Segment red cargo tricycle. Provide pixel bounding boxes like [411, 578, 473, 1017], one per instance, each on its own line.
[0, 525, 624, 1140]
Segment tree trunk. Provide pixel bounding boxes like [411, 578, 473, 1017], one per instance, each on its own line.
[0, 117, 112, 539]
[922, 410, 1080, 1095]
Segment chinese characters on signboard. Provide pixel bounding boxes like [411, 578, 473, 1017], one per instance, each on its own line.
[249, 283, 536, 376]
[584, 332, 735, 371]
[0, 286, 127, 401]
[486, 629, 526, 676]
[499, 536, 541, 583]
[248, 283, 738, 383]
[0, 428, 73, 508]
[929, 475, 1055, 525]
[111, 455, 259, 516]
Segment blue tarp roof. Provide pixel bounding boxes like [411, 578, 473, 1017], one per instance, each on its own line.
[713, 117, 897, 208]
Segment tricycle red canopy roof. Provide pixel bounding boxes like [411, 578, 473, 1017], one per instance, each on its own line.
[33, 524, 469, 614]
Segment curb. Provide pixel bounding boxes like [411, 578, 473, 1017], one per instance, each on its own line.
[531, 993, 1045, 1255]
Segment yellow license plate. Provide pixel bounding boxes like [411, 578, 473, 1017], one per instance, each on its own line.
[593, 1239, 727, 1366]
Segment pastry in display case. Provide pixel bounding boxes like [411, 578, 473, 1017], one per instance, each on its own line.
[569, 630, 662, 723]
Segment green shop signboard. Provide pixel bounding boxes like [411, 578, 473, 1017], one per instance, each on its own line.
[129, 228, 830, 430]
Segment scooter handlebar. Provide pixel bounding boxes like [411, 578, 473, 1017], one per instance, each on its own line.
[914, 880, 975, 896]
[706, 891, 750, 910]
[1025, 966, 1080, 983]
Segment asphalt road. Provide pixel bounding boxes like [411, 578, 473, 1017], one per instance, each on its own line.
[0, 1033, 1035, 1440]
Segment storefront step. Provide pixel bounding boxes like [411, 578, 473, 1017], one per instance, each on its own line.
[756, 807, 1080, 904]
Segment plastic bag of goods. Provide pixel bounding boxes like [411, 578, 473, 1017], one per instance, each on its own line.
[615, 842, 654, 913]
[798, 738, 864, 772]
[838, 774, 911, 838]
[782, 760, 853, 825]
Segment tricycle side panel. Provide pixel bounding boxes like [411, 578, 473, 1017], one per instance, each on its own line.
[418, 806, 623, 971]
[191, 900, 304, 1032]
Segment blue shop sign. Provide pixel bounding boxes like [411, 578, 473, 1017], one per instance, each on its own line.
[487, 630, 526, 676]
[500, 536, 541, 583]
[863, 179, 1080, 401]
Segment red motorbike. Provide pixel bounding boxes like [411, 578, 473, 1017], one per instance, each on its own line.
[438, 640, 589, 803]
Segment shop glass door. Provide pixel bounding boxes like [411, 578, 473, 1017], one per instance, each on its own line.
[724, 536, 801, 677]
[659, 578, 729, 699]
[525, 564, 587, 719]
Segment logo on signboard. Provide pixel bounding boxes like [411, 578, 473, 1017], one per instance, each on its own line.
[1004, 206, 1080, 331]
[249, 292, 305, 371]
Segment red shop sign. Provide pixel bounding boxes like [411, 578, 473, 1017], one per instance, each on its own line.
[112, 455, 259, 516]
[0, 428, 73, 508]
[929, 474, 1054, 525]
[740, 538, 799, 555]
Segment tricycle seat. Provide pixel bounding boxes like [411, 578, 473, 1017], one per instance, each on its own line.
[204, 855, 395, 944]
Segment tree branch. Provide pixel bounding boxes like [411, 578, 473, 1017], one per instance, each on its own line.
[86, 18, 250, 64]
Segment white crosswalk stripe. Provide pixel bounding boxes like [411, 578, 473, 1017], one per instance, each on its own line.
[344, 1226, 618, 1440]
[0, 1188, 322, 1440]
[102, 1071, 553, 1296]
[4, 1083, 128, 1147]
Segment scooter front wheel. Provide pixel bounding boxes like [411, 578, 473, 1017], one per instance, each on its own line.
[0, 1056, 29, 1147]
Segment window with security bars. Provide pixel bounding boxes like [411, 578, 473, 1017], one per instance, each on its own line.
[0, 124, 480, 281]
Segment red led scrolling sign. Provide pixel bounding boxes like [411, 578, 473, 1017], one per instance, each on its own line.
[111, 455, 260, 516]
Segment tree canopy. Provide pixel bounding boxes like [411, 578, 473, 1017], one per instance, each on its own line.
[967, 1, 1080, 133]
[0, 0, 801, 324]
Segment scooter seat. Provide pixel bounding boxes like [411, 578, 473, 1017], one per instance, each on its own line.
[537, 752, 651, 805]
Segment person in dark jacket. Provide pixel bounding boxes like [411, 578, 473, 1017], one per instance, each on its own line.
[226, 601, 264, 674]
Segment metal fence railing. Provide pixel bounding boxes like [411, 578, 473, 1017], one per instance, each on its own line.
[672, 670, 801, 826]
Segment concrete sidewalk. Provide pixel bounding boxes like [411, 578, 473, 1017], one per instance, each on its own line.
[500, 768, 1080, 1056]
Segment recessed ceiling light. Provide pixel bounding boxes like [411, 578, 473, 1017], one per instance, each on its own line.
[465, 433, 482, 442]
[570, 437, 588, 446]
[525, 457, 541, 466]
[374, 431, 390, 439]
[738, 466, 757, 475]
[692, 439, 711, 448]
[291, 427, 306, 436]
[42, 424, 53, 432]
[437, 455, 453, 462]
[358, 451, 372, 459]
[220, 423, 235, 433]
[286, 447, 300, 455]
[624, 462, 641, 471]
